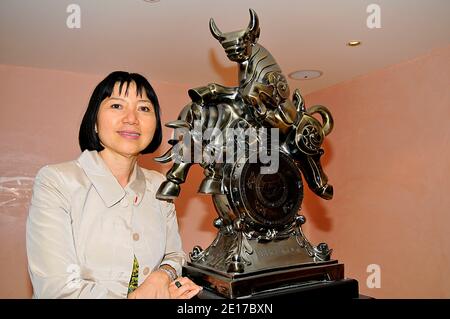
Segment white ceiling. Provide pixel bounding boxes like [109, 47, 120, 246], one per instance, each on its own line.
[1, 0, 449, 94]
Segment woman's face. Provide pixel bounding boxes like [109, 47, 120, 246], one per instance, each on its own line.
[96, 81, 156, 157]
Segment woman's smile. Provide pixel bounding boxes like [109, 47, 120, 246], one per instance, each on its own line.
[117, 130, 141, 139]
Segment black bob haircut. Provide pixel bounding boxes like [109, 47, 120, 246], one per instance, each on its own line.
[79, 71, 162, 154]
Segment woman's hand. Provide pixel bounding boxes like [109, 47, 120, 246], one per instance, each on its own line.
[169, 277, 203, 299]
[128, 269, 171, 299]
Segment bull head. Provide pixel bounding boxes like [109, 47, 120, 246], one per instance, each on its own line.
[209, 8, 260, 62]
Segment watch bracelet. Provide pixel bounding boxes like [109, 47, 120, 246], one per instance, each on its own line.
[159, 265, 177, 282]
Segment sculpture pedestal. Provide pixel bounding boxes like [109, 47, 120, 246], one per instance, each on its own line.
[184, 261, 358, 299]
[195, 277, 359, 299]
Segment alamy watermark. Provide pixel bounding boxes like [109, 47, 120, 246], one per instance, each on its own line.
[366, 4, 381, 29]
[66, 4, 81, 29]
[171, 121, 280, 174]
[366, 263, 381, 288]
[66, 263, 82, 289]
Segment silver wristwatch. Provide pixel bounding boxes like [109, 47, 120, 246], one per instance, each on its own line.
[159, 265, 177, 281]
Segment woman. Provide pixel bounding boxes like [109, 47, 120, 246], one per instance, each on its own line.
[26, 71, 202, 299]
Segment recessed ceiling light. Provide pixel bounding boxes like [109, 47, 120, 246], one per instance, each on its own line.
[143, 0, 160, 3]
[347, 41, 361, 47]
[288, 70, 323, 80]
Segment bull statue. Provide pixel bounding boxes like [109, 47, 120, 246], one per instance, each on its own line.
[156, 9, 333, 201]
[155, 9, 340, 298]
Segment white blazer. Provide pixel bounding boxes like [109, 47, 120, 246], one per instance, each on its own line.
[26, 150, 185, 298]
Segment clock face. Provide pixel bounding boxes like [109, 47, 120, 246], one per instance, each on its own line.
[230, 152, 304, 228]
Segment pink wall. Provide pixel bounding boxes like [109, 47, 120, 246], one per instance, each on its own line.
[0, 65, 216, 298]
[302, 45, 450, 298]
[1, 44, 449, 298]
[0, 65, 100, 298]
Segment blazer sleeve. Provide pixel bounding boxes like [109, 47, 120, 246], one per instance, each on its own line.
[158, 196, 186, 278]
[26, 166, 125, 299]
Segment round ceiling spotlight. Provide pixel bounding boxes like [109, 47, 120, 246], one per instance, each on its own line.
[143, 0, 160, 3]
[288, 70, 323, 80]
[347, 40, 361, 47]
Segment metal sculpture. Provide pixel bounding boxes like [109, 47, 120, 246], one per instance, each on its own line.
[155, 9, 346, 298]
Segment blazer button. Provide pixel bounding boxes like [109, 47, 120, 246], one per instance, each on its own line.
[132, 233, 140, 241]
[143, 267, 150, 276]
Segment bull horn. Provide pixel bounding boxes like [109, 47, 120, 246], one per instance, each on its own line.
[154, 147, 175, 163]
[165, 120, 191, 129]
[209, 18, 224, 41]
[247, 8, 260, 35]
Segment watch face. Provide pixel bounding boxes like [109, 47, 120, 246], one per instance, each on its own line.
[230, 152, 303, 228]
